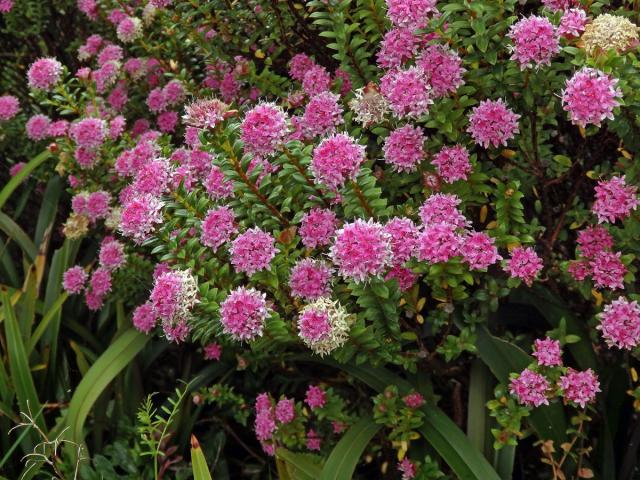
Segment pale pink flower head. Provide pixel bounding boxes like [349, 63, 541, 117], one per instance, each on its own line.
[157, 111, 178, 133]
[330, 219, 392, 282]
[542, 0, 570, 11]
[417, 223, 462, 264]
[26, 114, 51, 141]
[504, 247, 543, 286]
[97, 45, 123, 66]
[432, 144, 472, 183]
[117, 16, 143, 43]
[147, 88, 167, 113]
[385, 265, 417, 291]
[183, 98, 229, 129]
[48, 120, 69, 137]
[576, 225, 613, 257]
[201, 206, 237, 250]
[467, 99, 520, 148]
[119, 194, 163, 244]
[230, 228, 278, 275]
[63, 266, 88, 294]
[380, 66, 433, 118]
[419, 193, 468, 229]
[382, 124, 425, 173]
[532, 337, 562, 367]
[509, 368, 550, 407]
[289, 53, 315, 82]
[240, 102, 288, 156]
[203, 342, 222, 360]
[0, 95, 20, 121]
[0, 0, 14, 13]
[150, 270, 198, 323]
[311, 133, 366, 190]
[109, 116, 126, 139]
[416, 44, 466, 97]
[592, 176, 638, 224]
[69, 118, 106, 149]
[163, 80, 185, 106]
[590, 251, 626, 290]
[99, 237, 125, 270]
[306, 429, 321, 451]
[302, 91, 344, 138]
[86, 191, 111, 221]
[299, 208, 338, 249]
[562, 68, 621, 127]
[275, 398, 296, 424]
[508, 16, 559, 70]
[302, 64, 332, 96]
[220, 286, 269, 341]
[460, 231, 502, 270]
[90, 268, 112, 297]
[377, 27, 421, 69]
[597, 297, 640, 350]
[559, 9, 588, 38]
[132, 302, 157, 334]
[27, 58, 63, 90]
[77, 0, 98, 19]
[305, 385, 326, 409]
[289, 258, 332, 300]
[398, 458, 417, 480]
[559, 368, 600, 408]
[204, 165, 234, 200]
[78, 34, 103, 60]
[384, 217, 419, 265]
[385, 0, 438, 29]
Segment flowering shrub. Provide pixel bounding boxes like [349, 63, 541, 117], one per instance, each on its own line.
[3, 0, 640, 478]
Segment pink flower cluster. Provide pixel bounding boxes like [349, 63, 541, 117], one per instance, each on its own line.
[467, 99, 520, 148]
[240, 102, 288, 156]
[417, 224, 461, 263]
[598, 297, 640, 350]
[592, 176, 638, 224]
[27, 58, 63, 90]
[384, 218, 419, 266]
[63, 266, 88, 294]
[416, 45, 466, 97]
[299, 208, 338, 248]
[99, 236, 126, 271]
[590, 251, 627, 290]
[0, 95, 19, 121]
[71, 190, 111, 222]
[119, 194, 163, 244]
[70, 118, 106, 149]
[509, 369, 550, 407]
[377, 27, 421, 69]
[220, 286, 269, 341]
[302, 91, 344, 138]
[200, 206, 237, 250]
[230, 228, 277, 275]
[26, 115, 51, 141]
[305, 385, 326, 409]
[203, 342, 222, 361]
[559, 9, 588, 38]
[508, 16, 559, 70]
[532, 337, 562, 367]
[289, 258, 332, 299]
[562, 68, 621, 128]
[460, 232, 502, 270]
[432, 145, 472, 183]
[298, 308, 331, 343]
[311, 133, 366, 190]
[382, 124, 425, 173]
[205, 165, 234, 200]
[380, 67, 432, 118]
[419, 193, 468, 229]
[503, 247, 543, 286]
[559, 368, 600, 408]
[385, 0, 438, 29]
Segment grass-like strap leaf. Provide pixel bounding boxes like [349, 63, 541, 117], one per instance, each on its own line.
[319, 416, 381, 480]
[475, 326, 567, 446]
[191, 435, 213, 480]
[0, 212, 37, 261]
[295, 356, 501, 480]
[63, 328, 149, 444]
[0, 288, 45, 432]
[27, 292, 68, 354]
[0, 150, 51, 211]
[276, 449, 323, 480]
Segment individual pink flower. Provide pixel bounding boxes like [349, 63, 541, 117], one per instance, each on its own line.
[509, 368, 550, 407]
[99, 237, 125, 270]
[417, 224, 461, 263]
[305, 385, 326, 409]
[289, 53, 315, 82]
[592, 176, 638, 224]
[63, 266, 88, 294]
[132, 159, 171, 196]
[289, 258, 332, 299]
[385, 265, 417, 291]
[504, 247, 543, 286]
[69, 118, 106, 149]
[77, 0, 98, 19]
[403, 392, 425, 408]
[419, 193, 468, 229]
[254, 394, 276, 442]
[302, 64, 332, 96]
[311, 133, 366, 190]
[132, 302, 157, 334]
[203, 343, 223, 360]
[275, 398, 296, 424]
[85, 290, 105, 311]
[90, 268, 112, 297]
[460, 231, 502, 270]
[77, 34, 103, 60]
[201, 206, 237, 250]
[219, 72, 240, 103]
[432, 145, 472, 183]
[48, 120, 69, 137]
[147, 88, 167, 113]
[382, 124, 425, 173]
[74, 148, 97, 168]
[9, 162, 25, 177]
[240, 103, 288, 156]
[377, 27, 421, 69]
[532, 337, 562, 367]
[86, 191, 111, 221]
[559, 368, 600, 408]
[385, 0, 438, 29]
[119, 194, 163, 244]
[398, 458, 417, 480]
[306, 429, 321, 451]
[508, 16, 559, 69]
[562, 68, 621, 127]
[467, 99, 520, 148]
[299, 208, 338, 249]
[94, 61, 120, 93]
[559, 9, 588, 38]
[576, 225, 613, 257]
[27, 58, 63, 90]
[220, 286, 269, 341]
[542, 0, 570, 11]
[157, 111, 178, 133]
[590, 251, 626, 290]
[230, 228, 278, 275]
[384, 218, 419, 265]
[0, 95, 20, 121]
[597, 297, 640, 350]
[416, 44, 466, 97]
[163, 80, 185, 106]
[0, 0, 14, 13]
[26, 114, 51, 140]
[380, 66, 432, 118]
[97, 45, 123, 66]
[204, 165, 234, 200]
[330, 219, 392, 282]
[302, 91, 344, 138]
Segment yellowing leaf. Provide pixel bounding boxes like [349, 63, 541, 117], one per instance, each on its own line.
[631, 367, 638, 383]
[507, 241, 520, 251]
[416, 297, 426, 311]
[485, 220, 497, 230]
[586, 170, 598, 179]
[479, 205, 488, 223]
[591, 289, 603, 307]
[255, 49, 265, 59]
[416, 314, 424, 324]
[500, 149, 516, 159]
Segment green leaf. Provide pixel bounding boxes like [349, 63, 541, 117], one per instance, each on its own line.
[0, 150, 51, 211]
[0, 212, 37, 261]
[191, 435, 213, 480]
[319, 416, 381, 480]
[277, 449, 323, 480]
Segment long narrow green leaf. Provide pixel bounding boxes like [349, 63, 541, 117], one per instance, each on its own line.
[28, 292, 68, 354]
[0, 288, 45, 432]
[319, 416, 381, 480]
[0, 150, 51, 211]
[0, 212, 37, 261]
[191, 435, 213, 480]
[467, 359, 492, 457]
[34, 176, 63, 248]
[276, 449, 323, 480]
[475, 326, 567, 446]
[62, 328, 149, 444]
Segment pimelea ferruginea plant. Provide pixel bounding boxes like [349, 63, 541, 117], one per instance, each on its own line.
[4, 0, 640, 477]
